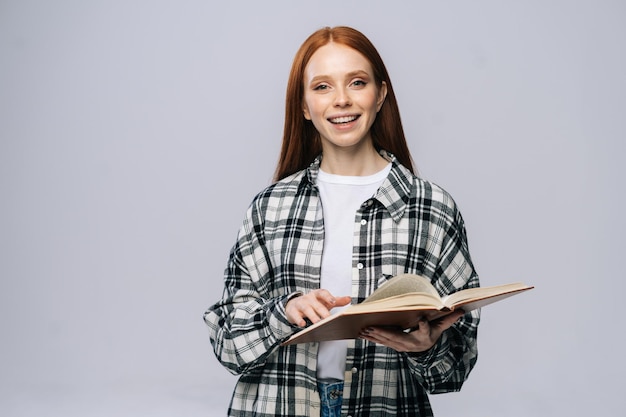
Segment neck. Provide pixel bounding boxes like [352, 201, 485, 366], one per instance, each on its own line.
[320, 144, 388, 176]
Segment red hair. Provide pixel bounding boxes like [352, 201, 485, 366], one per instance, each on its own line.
[274, 26, 415, 181]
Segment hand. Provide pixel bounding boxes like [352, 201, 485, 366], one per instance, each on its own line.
[359, 310, 465, 352]
[285, 289, 351, 327]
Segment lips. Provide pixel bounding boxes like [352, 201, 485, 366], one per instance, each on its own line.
[328, 114, 360, 124]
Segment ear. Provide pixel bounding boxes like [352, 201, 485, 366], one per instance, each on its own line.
[376, 81, 388, 112]
[302, 102, 311, 120]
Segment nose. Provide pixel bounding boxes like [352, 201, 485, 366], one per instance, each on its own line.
[334, 87, 352, 107]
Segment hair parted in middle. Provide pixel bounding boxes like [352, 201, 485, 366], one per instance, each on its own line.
[274, 26, 415, 182]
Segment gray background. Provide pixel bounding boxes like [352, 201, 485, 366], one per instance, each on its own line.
[1, 1, 624, 416]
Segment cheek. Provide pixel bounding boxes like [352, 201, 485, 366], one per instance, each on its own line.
[304, 101, 328, 123]
[303, 96, 320, 113]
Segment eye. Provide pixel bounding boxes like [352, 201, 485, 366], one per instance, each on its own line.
[351, 79, 367, 88]
[313, 83, 330, 91]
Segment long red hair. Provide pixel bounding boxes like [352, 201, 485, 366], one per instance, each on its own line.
[274, 26, 415, 181]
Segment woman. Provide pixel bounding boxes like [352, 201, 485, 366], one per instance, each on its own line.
[204, 26, 480, 417]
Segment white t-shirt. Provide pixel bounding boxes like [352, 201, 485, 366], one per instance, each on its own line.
[316, 162, 392, 380]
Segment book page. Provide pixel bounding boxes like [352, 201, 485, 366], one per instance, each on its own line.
[346, 291, 443, 313]
[360, 274, 440, 304]
[442, 282, 533, 309]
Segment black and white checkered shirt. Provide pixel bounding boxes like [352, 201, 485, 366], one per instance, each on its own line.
[204, 152, 480, 416]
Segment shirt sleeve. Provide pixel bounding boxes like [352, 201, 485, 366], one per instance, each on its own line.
[203, 199, 300, 375]
[405, 200, 480, 393]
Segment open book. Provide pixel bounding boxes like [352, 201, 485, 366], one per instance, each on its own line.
[282, 274, 533, 345]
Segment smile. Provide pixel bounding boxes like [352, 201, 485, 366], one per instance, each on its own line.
[328, 115, 360, 124]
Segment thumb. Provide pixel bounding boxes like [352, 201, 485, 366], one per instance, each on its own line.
[439, 310, 465, 328]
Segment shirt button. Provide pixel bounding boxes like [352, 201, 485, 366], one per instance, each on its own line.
[367, 200, 374, 206]
[351, 367, 358, 374]
[360, 219, 367, 225]
[357, 263, 364, 270]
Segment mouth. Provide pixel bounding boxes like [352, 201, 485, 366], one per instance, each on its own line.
[328, 114, 360, 124]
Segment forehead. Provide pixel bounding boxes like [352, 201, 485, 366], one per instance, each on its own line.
[304, 43, 374, 79]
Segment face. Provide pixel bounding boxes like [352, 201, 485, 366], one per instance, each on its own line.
[302, 43, 387, 154]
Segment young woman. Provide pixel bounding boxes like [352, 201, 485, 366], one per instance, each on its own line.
[204, 26, 480, 417]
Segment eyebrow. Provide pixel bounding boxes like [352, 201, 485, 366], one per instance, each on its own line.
[308, 70, 372, 85]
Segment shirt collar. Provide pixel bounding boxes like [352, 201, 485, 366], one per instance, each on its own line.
[303, 150, 414, 223]
[374, 151, 413, 223]
[304, 154, 323, 189]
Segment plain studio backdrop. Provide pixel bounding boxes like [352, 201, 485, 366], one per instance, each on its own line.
[1, 1, 624, 416]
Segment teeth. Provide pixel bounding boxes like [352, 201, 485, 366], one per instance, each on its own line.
[329, 115, 358, 124]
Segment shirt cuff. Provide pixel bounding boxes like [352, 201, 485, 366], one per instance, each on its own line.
[268, 292, 304, 340]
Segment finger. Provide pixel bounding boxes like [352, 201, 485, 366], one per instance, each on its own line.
[359, 327, 387, 344]
[360, 327, 412, 352]
[286, 308, 307, 327]
[302, 297, 338, 323]
[361, 326, 407, 344]
[286, 295, 325, 326]
[333, 295, 352, 307]
[299, 303, 325, 324]
[313, 290, 351, 310]
[410, 318, 433, 344]
[287, 291, 351, 327]
[404, 316, 429, 334]
[285, 303, 308, 327]
[294, 315, 307, 328]
[313, 289, 339, 308]
[433, 310, 465, 330]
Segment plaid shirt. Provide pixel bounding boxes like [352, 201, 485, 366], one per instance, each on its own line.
[204, 152, 480, 416]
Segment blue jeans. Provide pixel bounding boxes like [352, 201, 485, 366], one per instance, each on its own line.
[317, 379, 344, 417]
